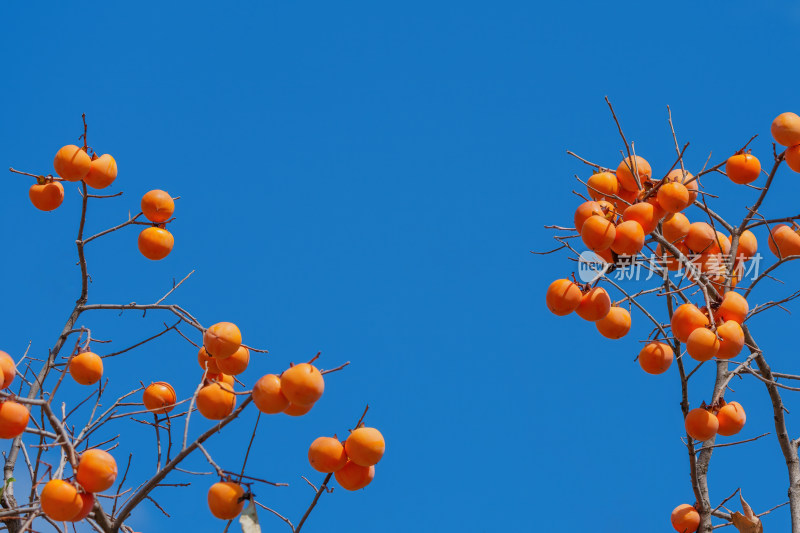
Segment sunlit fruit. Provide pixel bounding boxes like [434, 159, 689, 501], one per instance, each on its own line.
[281, 363, 324, 406]
[29, 181, 64, 211]
[198, 347, 220, 374]
[283, 402, 314, 416]
[686, 327, 719, 362]
[196, 382, 236, 420]
[308, 437, 348, 473]
[785, 145, 800, 173]
[143, 382, 177, 414]
[685, 408, 718, 441]
[203, 322, 242, 359]
[670, 304, 709, 343]
[638, 342, 673, 374]
[574, 201, 603, 232]
[581, 215, 616, 251]
[771, 112, 800, 146]
[667, 169, 698, 204]
[610, 220, 645, 255]
[141, 190, 174, 223]
[252, 374, 290, 414]
[657, 182, 690, 213]
[684, 223, 715, 253]
[575, 287, 611, 321]
[207, 481, 244, 520]
[662, 212, 690, 244]
[334, 461, 375, 491]
[586, 171, 619, 201]
[69, 351, 103, 385]
[72, 492, 95, 521]
[671, 503, 700, 533]
[768, 224, 800, 258]
[717, 292, 748, 324]
[138, 227, 174, 260]
[345, 427, 385, 467]
[83, 154, 117, 189]
[726, 153, 760, 184]
[0, 351, 16, 389]
[616, 156, 651, 192]
[734, 230, 757, 261]
[716, 401, 746, 436]
[76, 449, 118, 493]
[54, 145, 91, 182]
[216, 346, 249, 376]
[40, 479, 83, 521]
[716, 320, 744, 359]
[545, 279, 583, 316]
[0, 401, 29, 439]
[623, 201, 664, 234]
[595, 306, 631, 339]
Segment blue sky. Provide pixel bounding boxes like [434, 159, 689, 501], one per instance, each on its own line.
[2, 1, 800, 531]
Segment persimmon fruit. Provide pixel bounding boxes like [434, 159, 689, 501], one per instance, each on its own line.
[586, 171, 619, 201]
[29, 181, 64, 211]
[53, 145, 91, 182]
[252, 374, 290, 414]
[595, 306, 631, 339]
[83, 154, 117, 189]
[662, 212, 690, 244]
[0, 351, 16, 389]
[686, 327, 719, 362]
[771, 112, 800, 146]
[138, 227, 174, 260]
[308, 437, 348, 473]
[785, 144, 800, 173]
[638, 342, 673, 375]
[671, 503, 700, 533]
[623, 201, 663, 234]
[716, 401, 746, 437]
[545, 279, 582, 316]
[207, 481, 244, 520]
[283, 402, 314, 416]
[345, 427, 385, 467]
[670, 304, 709, 343]
[216, 346, 249, 376]
[580, 215, 616, 251]
[715, 320, 744, 359]
[768, 224, 800, 258]
[685, 408, 718, 441]
[575, 287, 611, 322]
[616, 155, 651, 192]
[684, 223, 715, 253]
[40, 479, 83, 521]
[69, 351, 103, 385]
[143, 382, 177, 414]
[726, 153, 760, 184]
[281, 363, 325, 406]
[198, 347, 221, 373]
[196, 382, 236, 420]
[76, 449, 118, 493]
[334, 461, 375, 491]
[141, 190, 174, 223]
[203, 322, 242, 359]
[610, 220, 645, 256]
[0, 401, 29, 439]
[717, 292, 748, 324]
[657, 182, 690, 213]
[72, 492, 95, 521]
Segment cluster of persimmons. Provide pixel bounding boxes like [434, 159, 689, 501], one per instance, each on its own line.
[6, 125, 382, 527]
[544, 111, 800, 532]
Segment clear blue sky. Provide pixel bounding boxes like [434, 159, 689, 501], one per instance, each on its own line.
[2, 1, 800, 531]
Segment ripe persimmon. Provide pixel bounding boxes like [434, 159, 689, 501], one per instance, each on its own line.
[785, 144, 800, 173]
[623, 201, 664, 234]
[716, 320, 744, 359]
[143, 382, 177, 414]
[575, 287, 611, 321]
[717, 292, 748, 324]
[207, 481, 244, 520]
[581, 215, 616, 252]
[281, 363, 324, 406]
[768, 224, 800, 258]
[69, 351, 103, 385]
[670, 304, 709, 343]
[610, 220, 645, 256]
[216, 346, 249, 376]
[83, 154, 117, 189]
[586, 171, 619, 201]
[252, 374, 290, 414]
[662, 212, 690, 244]
[40, 479, 83, 521]
[76, 449, 118, 493]
[0, 351, 16, 389]
[334, 461, 375, 491]
[735, 230, 757, 261]
[657, 242, 689, 272]
[616, 186, 638, 206]
[141, 190, 174, 223]
[72, 492, 95, 521]
[345, 427, 385, 467]
[197, 382, 236, 420]
[138, 227, 174, 261]
[726, 153, 761, 184]
[638, 342, 673, 374]
[684, 222, 715, 253]
[53, 145, 91, 182]
[545, 279, 583, 316]
[716, 401, 746, 436]
[671, 503, 700, 533]
[686, 327, 719, 362]
[574, 201, 603, 232]
[204, 372, 235, 387]
[203, 322, 242, 359]
[667, 169, 698, 204]
[308, 436, 348, 473]
[657, 182, 690, 213]
[595, 306, 631, 339]
[616, 155, 651, 192]
[771, 112, 800, 146]
[0, 401, 29, 439]
[29, 181, 64, 211]
[685, 408, 718, 441]
[283, 402, 314, 416]
[198, 347, 220, 374]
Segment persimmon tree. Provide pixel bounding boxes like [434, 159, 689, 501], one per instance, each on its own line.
[1, 117, 386, 532]
[540, 100, 800, 532]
